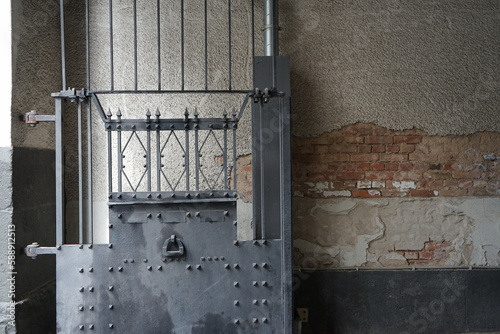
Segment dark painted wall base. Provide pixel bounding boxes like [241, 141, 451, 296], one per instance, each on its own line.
[293, 269, 500, 334]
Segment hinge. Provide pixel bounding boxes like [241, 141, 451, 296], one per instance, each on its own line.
[25, 242, 57, 259]
[24, 110, 56, 127]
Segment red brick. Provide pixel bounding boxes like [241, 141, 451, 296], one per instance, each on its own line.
[351, 154, 379, 162]
[400, 162, 413, 171]
[423, 171, 451, 180]
[452, 170, 482, 179]
[371, 145, 386, 153]
[386, 145, 400, 153]
[365, 136, 393, 144]
[418, 251, 434, 260]
[381, 154, 408, 162]
[314, 145, 329, 154]
[371, 163, 385, 171]
[384, 163, 399, 171]
[345, 136, 364, 144]
[328, 164, 341, 171]
[414, 162, 430, 171]
[331, 181, 344, 189]
[298, 145, 314, 154]
[443, 180, 457, 187]
[337, 172, 365, 180]
[424, 241, 452, 251]
[344, 181, 357, 188]
[358, 145, 372, 153]
[352, 190, 382, 198]
[356, 163, 371, 171]
[365, 172, 394, 180]
[409, 190, 436, 197]
[329, 144, 358, 153]
[341, 163, 357, 171]
[381, 189, 409, 197]
[439, 189, 467, 196]
[443, 163, 453, 171]
[429, 180, 444, 188]
[394, 136, 422, 144]
[458, 180, 473, 188]
[400, 144, 415, 153]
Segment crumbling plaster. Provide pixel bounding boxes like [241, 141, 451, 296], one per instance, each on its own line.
[294, 197, 500, 268]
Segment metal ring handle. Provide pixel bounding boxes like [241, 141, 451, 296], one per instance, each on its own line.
[162, 235, 185, 258]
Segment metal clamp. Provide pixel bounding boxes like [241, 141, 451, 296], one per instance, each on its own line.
[253, 88, 272, 103]
[25, 242, 57, 259]
[162, 235, 185, 258]
[24, 110, 56, 127]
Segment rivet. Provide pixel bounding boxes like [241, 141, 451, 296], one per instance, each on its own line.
[109, 324, 114, 329]
[108, 267, 113, 272]
[79, 268, 84, 273]
[79, 287, 84, 292]
[157, 213, 161, 218]
[262, 317, 268, 323]
[234, 264, 239, 269]
[208, 257, 212, 261]
[253, 263, 258, 268]
[147, 194, 152, 199]
[253, 300, 258, 305]
[147, 266, 152, 271]
[201, 257, 205, 261]
[79, 325, 84, 330]
[185, 193, 191, 199]
[79, 244, 83, 249]
[118, 214, 122, 219]
[147, 213, 152, 218]
[186, 212, 191, 217]
[123, 259, 128, 263]
[88, 244, 93, 249]
[262, 281, 269, 287]
[262, 263, 268, 269]
[108, 286, 114, 291]
[108, 224, 113, 228]
[118, 267, 123, 272]
[214, 257, 219, 261]
[56, 245, 62, 250]
[186, 265, 192, 270]
[108, 194, 113, 199]
[171, 194, 176, 198]
[157, 193, 162, 199]
[89, 286, 94, 292]
[225, 264, 230, 269]
[89, 324, 95, 330]
[253, 318, 258, 324]
[108, 244, 113, 248]
[234, 282, 239, 287]
[143, 258, 148, 263]
[261, 240, 268, 245]
[129, 259, 134, 263]
[220, 256, 225, 260]
[132, 194, 136, 198]
[196, 265, 202, 270]
[117, 194, 122, 199]
[262, 299, 268, 305]
[233, 241, 239, 246]
[109, 305, 114, 310]
[253, 281, 258, 287]
[195, 212, 200, 217]
[89, 306, 94, 311]
[162, 258, 167, 262]
[234, 300, 239, 306]
[78, 306, 84, 311]
[224, 193, 229, 198]
[195, 193, 200, 198]
[157, 266, 163, 271]
[253, 240, 259, 245]
[224, 211, 229, 216]
[234, 319, 240, 325]
[233, 221, 237, 226]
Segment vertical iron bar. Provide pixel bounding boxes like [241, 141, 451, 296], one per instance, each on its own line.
[109, 0, 115, 91]
[59, 0, 67, 90]
[157, 0, 161, 91]
[185, 129, 190, 191]
[78, 101, 83, 244]
[117, 128, 122, 193]
[251, 0, 255, 79]
[228, 0, 232, 90]
[156, 127, 161, 192]
[194, 128, 199, 191]
[232, 120, 237, 191]
[224, 124, 228, 190]
[147, 129, 152, 192]
[55, 98, 65, 245]
[204, 0, 208, 90]
[133, 0, 138, 90]
[181, 0, 185, 91]
[85, 0, 90, 89]
[86, 102, 93, 244]
[107, 125, 113, 193]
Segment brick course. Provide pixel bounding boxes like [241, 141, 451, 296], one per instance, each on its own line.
[291, 123, 500, 198]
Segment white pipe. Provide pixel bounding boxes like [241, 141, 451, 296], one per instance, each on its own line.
[263, 0, 279, 56]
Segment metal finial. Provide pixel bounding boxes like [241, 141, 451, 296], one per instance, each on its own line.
[116, 108, 122, 118]
[184, 108, 189, 116]
[107, 108, 112, 117]
[155, 108, 161, 117]
[223, 109, 228, 118]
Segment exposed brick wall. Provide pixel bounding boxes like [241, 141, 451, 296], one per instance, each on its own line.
[393, 240, 454, 266]
[293, 123, 500, 198]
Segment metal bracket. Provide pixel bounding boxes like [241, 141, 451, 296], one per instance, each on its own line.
[51, 87, 88, 102]
[24, 110, 56, 127]
[25, 242, 57, 259]
[253, 87, 272, 103]
[296, 308, 309, 323]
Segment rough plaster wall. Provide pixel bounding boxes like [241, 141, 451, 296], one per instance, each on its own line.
[280, 0, 500, 137]
[294, 197, 500, 268]
[11, 0, 62, 149]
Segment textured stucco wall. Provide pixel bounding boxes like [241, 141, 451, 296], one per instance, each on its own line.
[280, 0, 500, 137]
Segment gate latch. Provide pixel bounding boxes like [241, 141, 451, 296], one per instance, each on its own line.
[253, 88, 272, 103]
[162, 235, 185, 258]
[25, 242, 57, 259]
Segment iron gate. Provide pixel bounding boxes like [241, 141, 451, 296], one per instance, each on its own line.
[25, 1, 291, 333]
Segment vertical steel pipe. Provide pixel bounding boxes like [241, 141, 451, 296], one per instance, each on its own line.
[157, 0, 161, 91]
[78, 101, 83, 244]
[86, 102, 93, 244]
[59, 0, 67, 90]
[181, 0, 185, 91]
[228, 0, 232, 90]
[204, 0, 208, 90]
[263, 0, 279, 57]
[85, 0, 90, 89]
[133, 0, 138, 90]
[55, 98, 65, 245]
[109, 0, 115, 90]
